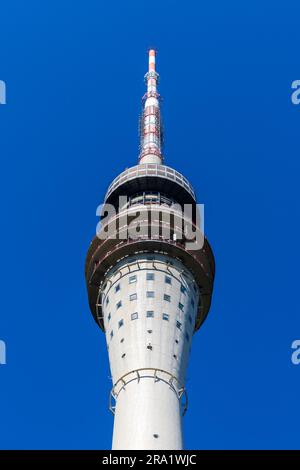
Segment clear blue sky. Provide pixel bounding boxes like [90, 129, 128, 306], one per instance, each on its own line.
[0, 0, 299, 450]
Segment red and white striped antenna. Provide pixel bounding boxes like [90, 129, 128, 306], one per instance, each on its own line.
[139, 49, 163, 164]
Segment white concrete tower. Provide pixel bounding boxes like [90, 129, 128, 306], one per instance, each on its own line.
[85, 50, 215, 450]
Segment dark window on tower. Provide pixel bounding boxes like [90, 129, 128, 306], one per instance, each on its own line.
[131, 312, 138, 320]
[165, 275, 172, 285]
[129, 275, 137, 284]
[118, 319, 124, 328]
[180, 285, 187, 294]
[116, 300, 122, 310]
[130, 293, 137, 301]
[178, 302, 184, 311]
[146, 310, 154, 318]
[108, 313, 111, 322]
[176, 321, 182, 330]
[106, 296, 109, 305]
[164, 294, 171, 302]
[162, 313, 169, 321]
[110, 330, 114, 339]
[115, 283, 121, 293]
[147, 291, 155, 298]
[147, 273, 155, 281]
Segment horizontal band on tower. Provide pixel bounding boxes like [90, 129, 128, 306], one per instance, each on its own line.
[109, 368, 188, 416]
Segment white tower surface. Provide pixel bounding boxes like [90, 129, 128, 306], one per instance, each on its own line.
[85, 50, 215, 450]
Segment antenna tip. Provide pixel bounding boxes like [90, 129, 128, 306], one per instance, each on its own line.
[148, 49, 156, 71]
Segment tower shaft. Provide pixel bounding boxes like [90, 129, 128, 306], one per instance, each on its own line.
[112, 371, 183, 449]
[102, 253, 197, 449]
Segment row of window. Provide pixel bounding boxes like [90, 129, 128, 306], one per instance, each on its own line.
[106, 275, 191, 299]
[129, 274, 174, 285]
[110, 313, 187, 333]
[115, 344, 177, 360]
[109, 310, 193, 323]
[108, 295, 194, 309]
[114, 350, 181, 360]
[110, 321, 190, 341]
[110, 335, 189, 345]
[107, 310, 193, 325]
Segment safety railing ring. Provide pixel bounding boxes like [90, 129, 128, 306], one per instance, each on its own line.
[109, 367, 188, 417]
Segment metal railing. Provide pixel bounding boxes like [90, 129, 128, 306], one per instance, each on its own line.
[105, 164, 196, 201]
[109, 367, 188, 416]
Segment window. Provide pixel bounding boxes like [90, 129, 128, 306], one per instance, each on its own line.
[165, 275, 172, 285]
[147, 291, 155, 298]
[106, 296, 109, 305]
[180, 285, 187, 294]
[162, 313, 169, 321]
[115, 283, 121, 293]
[130, 293, 137, 301]
[175, 339, 179, 344]
[164, 294, 171, 302]
[147, 273, 155, 281]
[118, 319, 124, 328]
[188, 314, 192, 324]
[178, 302, 184, 311]
[147, 344, 153, 350]
[173, 354, 177, 359]
[146, 310, 154, 318]
[131, 312, 138, 320]
[121, 353, 126, 358]
[176, 321, 182, 330]
[116, 300, 122, 310]
[120, 338, 124, 343]
[147, 329, 153, 334]
[185, 333, 190, 342]
[110, 330, 114, 339]
[129, 275, 137, 284]
[107, 313, 111, 322]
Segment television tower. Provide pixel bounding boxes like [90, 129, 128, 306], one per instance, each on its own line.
[85, 50, 215, 450]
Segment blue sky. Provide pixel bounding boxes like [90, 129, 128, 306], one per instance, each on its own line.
[0, 0, 299, 449]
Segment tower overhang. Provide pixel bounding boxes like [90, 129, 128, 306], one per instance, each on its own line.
[104, 164, 196, 208]
[85, 205, 215, 332]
